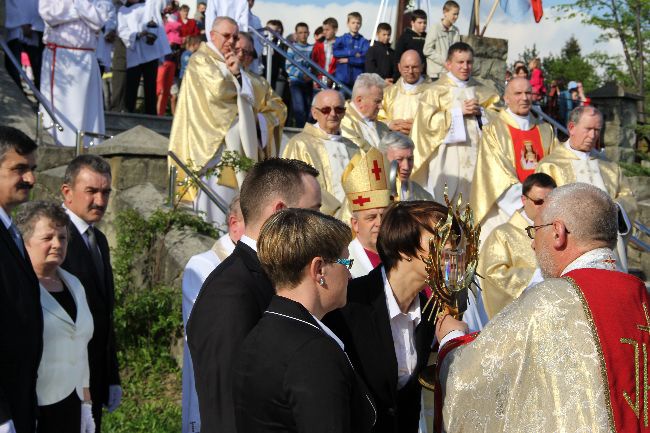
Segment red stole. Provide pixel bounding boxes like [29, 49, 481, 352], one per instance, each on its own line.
[508, 124, 545, 182]
[566, 268, 650, 432]
[363, 248, 382, 268]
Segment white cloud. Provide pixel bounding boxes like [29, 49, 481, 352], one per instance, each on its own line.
[252, 0, 624, 65]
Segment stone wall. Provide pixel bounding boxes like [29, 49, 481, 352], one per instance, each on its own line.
[462, 35, 508, 91]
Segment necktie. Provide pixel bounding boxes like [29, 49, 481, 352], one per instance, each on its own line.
[86, 226, 105, 282]
[8, 222, 25, 258]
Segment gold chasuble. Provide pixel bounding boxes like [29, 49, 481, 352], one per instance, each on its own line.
[340, 101, 390, 151]
[168, 42, 287, 200]
[536, 144, 637, 220]
[282, 123, 359, 215]
[477, 210, 537, 319]
[395, 178, 433, 201]
[410, 74, 500, 202]
[470, 109, 557, 227]
[377, 77, 433, 124]
[438, 249, 650, 432]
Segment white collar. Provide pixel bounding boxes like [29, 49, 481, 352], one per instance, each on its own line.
[314, 123, 343, 141]
[401, 76, 424, 92]
[565, 140, 591, 161]
[561, 248, 617, 275]
[381, 267, 421, 325]
[239, 234, 257, 252]
[63, 204, 91, 236]
[312, 315, 345, 350]
[447, 71, 468, 88]
[506, 108, 531, 130]
[351, 102, 374, 124]
[521, 210, 533, 225]
[206, 40, 225, 60]
[0, 205, 12, 230]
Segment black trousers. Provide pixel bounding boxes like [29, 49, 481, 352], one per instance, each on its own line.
[110, 38, 127, 112]
[4, 36, 43, 90]
[125, 59, 157, 115]
[37, 390, 81, 433]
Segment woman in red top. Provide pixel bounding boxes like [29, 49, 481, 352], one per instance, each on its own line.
[179, 4, 199, 41]
[528, 58, 546, 103]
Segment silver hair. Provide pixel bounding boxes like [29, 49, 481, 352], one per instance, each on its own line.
[352, 73, 386, 99]
[568, 105, 603, 126]
[379, 131, 414, 153]
[212, 16, 238, 32]
[540, 182, 617, 249]
[311, 89, 344, 107]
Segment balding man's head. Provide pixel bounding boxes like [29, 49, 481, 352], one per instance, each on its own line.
[398, 50, 423, 85]
[311, 90, 346, 134]
[504, 77, 533, 116]
[211, 16, 239, 54]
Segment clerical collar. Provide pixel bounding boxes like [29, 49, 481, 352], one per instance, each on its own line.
[240, 234, 257, 252]
[401, 76, 424, 91]
[314, 123, 342, 141]
[564, 140, 590, 161]
[561, 248, 617, 275]
[447, 72, 468, 88]
[506, 108, 531, 130]
[520, 210, 533, 225]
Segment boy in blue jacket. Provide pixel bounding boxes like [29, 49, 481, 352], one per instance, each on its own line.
[333, 12, 369, 89]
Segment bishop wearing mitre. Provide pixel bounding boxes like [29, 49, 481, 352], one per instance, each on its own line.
[377, 50, 433, 136]
[168, 16, 286, 224]
[282, 89, 359, 215]
[410, 42, 500, 202]
[470, 77, 558, 241]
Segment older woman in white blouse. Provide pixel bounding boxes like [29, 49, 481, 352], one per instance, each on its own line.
[16, 201, 95, 433]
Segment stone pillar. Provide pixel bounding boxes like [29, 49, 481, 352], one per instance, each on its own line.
[461, 35, 508, 91]
[588, 82, 642, 163]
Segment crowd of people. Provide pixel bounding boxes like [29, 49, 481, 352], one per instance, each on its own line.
[1, 1, 646, 433]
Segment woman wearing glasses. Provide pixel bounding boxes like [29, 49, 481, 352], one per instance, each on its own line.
[326, 200, 452, 433]
[232, 208, 376, 433]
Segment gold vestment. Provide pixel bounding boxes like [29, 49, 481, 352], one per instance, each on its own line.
[395, 178, 433, 201]
[477, 211, 536, 319]
[377, 77, 434, 124]
[281, 123, 359, 215]
[410, 74, 500, 185]
[470, 109, 557, 225]
[340, 101, 390, 151]
[440, 278, 610, 432]
[536, 144, 637, 219]
[168, 43, 287, 199]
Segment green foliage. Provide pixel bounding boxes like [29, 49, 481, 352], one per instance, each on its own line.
[517, 44, 539, 68]
[541, 37, 601, 92]
[620, 162, 650, 177]
[104, 207, 217, 432]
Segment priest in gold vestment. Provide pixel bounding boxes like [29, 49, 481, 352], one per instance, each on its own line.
[410, 42, 500, 202]
[168, 17, 286, 224]
[478, 173, 556, 319]
[340, 73, 390, 151]
[282, 89, 359, 215]
[470, 77, 558, 242]
[379, 131, 433, 201]
[436, 183, 649, 432]
[536, 106, 637, 271]
[377, 50, 433, 136]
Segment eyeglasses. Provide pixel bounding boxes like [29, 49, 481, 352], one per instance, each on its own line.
[524, 194, 545, 206]
[213, 30, 239, 41]
[526, 223, 560, 239]
[313, 106, 346, 115]
[335, 258, 354, 270]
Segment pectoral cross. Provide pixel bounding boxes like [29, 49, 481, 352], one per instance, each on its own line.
[620, 302, 650, 426]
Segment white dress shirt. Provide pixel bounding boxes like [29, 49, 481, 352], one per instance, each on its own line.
[63, 205, 93, 250]
[239, 234, 257, 252]
[382, 267, 421, 389]
[40, 0, 113, 49]
[0, 206, 12, 230]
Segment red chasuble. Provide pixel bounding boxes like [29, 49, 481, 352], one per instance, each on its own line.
[507, 124, 545, 182]
[566, 268, 650, 432]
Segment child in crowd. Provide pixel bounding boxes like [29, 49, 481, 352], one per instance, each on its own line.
[528, 57, 546, 102]
[423, 0, 460, 80]
[514, 64, 529, 78]
[365, 23, 395, 84]
[394, 9, 427, 77]
[333, 12, 369, 89]
[311, 17, 338, 88]
[180, 35, 201, 81]
[286, 22, 314, 128]
[157, 13, 182, 116]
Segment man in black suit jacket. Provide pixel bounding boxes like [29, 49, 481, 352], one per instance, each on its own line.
[326, 267, 435, 433]
[187, 158, 322, 433]
[0, 126, 41, 433]
[60, 155, 121, 433]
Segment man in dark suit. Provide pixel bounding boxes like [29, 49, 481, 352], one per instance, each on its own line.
[0, 126, 41, 433]
[187, 158, 322, 433]
[60, 155, 121, 433]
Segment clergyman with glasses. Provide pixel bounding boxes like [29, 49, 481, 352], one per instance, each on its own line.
[283, 89, 359, 216]
[435, 182, 649, 432]
[168, 16, 287, 227]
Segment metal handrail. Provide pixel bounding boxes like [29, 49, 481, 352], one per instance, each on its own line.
[167, 150, 229, 214]
[635, 220, 650, 237]
[250, 27, 352, 97]
[75, 130, 114, 156]
[530, 105, 568, 136]
[630, 235, 650, 252]
[0, 36, 64, 133]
